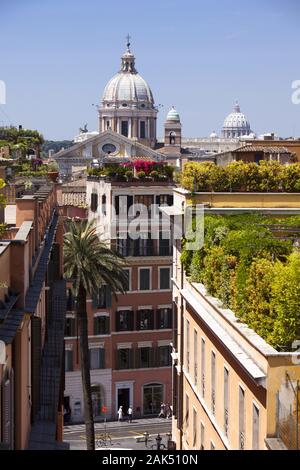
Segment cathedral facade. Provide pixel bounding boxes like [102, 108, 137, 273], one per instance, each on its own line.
[54, 40, 252, 175]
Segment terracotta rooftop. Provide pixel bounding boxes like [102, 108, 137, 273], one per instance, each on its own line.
[235, 145, 291, 154]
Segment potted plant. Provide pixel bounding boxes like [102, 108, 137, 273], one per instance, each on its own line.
[136, 171, 146, 180]
[125, 170, 133, 181]
[47, 160, 59, 182]
[150, 170, 158, 181]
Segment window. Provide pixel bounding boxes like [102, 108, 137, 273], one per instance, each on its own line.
[123, 268, 131, 291]
[94, 316, 110, 335]
[116, 310, 133, 331]
[137, 309, 153, 330]
[101, 194, 106, 215]
[65, 317, 76, 337]
[106, 120, 110, 129]
[157, 308, 172, 329]
[89, 348, 105, 369]
[66, 288, 75, 311]
[117, 348, 133, 370]
[139, 347, 151, 368]
[211, 351, 216, 416]
[91, 192, 98, 212]
[134, 194, 153, 208]
[115, 195, 133, 216]
[65, 350, 73, 372]
[158, 345, 171, 367]
[91, 385, 104, 417]
[121, 121, 128, 137]
[169, 131, 176, 145]
[159, 267, 171, 290]
[201, 338, 205, 398]
[93, 285, 112, 309]
[252, 404, 259, 450]
[139, 268, 151, 290]
[156, 194, 173, 206]
[143, 383, 163, 415]
[224, 367, 229, 436]
[193, 408, 197, 448]
[194, 329, 198, 386]
[186, 319, 190, 373]
[138, 235, 153, 256]
[239, 386, 245, 450]
[140, 121, 146, 138]
[159, 232, 172, 256]
[102, 143, 116, 154]
[185, 394, 189, 435]
[200, 422, 205, 450]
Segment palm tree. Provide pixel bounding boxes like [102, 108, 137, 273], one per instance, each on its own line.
[64, 219, 128, 450]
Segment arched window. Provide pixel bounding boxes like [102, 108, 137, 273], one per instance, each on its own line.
[169, 131, 176, 145]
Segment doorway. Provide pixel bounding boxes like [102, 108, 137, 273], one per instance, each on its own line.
[117, 388, 130, 414]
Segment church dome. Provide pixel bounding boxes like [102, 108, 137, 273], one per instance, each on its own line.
[102, 42, 154, 106]
[166, 106, 180, 122]
[222, 101, 251, 138]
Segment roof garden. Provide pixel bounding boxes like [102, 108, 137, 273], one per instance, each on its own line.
[180, 161, 300, 192]
[181, 213, 300, 351]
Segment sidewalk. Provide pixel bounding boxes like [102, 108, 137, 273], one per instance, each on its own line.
[64, 416, 171, 431]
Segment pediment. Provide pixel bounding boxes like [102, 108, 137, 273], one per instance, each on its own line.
[54, 129, 165, 161]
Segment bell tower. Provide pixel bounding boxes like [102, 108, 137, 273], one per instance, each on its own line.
[164, 107, 182, 155]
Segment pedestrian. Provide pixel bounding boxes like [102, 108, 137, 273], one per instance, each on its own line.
[118, 405, 123, 422]
[166, 403, 172, 419]
[128, 405, 133, 423]
[158, 402, 166, 418]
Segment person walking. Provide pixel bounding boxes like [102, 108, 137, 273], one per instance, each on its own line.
[128, 406, 133, 423]
[166, 403, 172, 419]
[158, 403, 166, 418]
[118, 405, 123, 422]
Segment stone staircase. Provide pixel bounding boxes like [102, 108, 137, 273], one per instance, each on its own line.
[28, 280, 68, 450]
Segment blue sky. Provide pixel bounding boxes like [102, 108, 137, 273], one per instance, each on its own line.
[1, 0, 300, 140]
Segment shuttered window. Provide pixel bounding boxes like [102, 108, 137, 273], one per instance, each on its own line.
[116, 310, 134, 331]
[89, 348, 105, 370]
[136, 309, 153, 330]
[157, 308, 172, 329]
[94, 316, 110, 335]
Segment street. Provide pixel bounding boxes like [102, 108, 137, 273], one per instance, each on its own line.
[64, 417, 172, 450]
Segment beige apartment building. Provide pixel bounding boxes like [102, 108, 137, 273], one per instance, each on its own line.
[170, 188, 300, 450]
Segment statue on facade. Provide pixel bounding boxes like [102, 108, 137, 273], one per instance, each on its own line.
[79, 123, 88, 133]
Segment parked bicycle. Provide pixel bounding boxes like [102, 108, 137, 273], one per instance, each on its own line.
[96, 432, 112, 448]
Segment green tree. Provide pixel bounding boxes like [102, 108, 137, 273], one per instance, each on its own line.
[64, 219, 128, 450]
[270, 253, 300, 348]
[242, 258, 275, 340]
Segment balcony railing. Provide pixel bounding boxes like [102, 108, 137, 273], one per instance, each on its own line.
[194, 363, 198, 386]
[239, 431, 245, 450]
[224, 408, 229, 437]
[211, 390, 216, 416]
